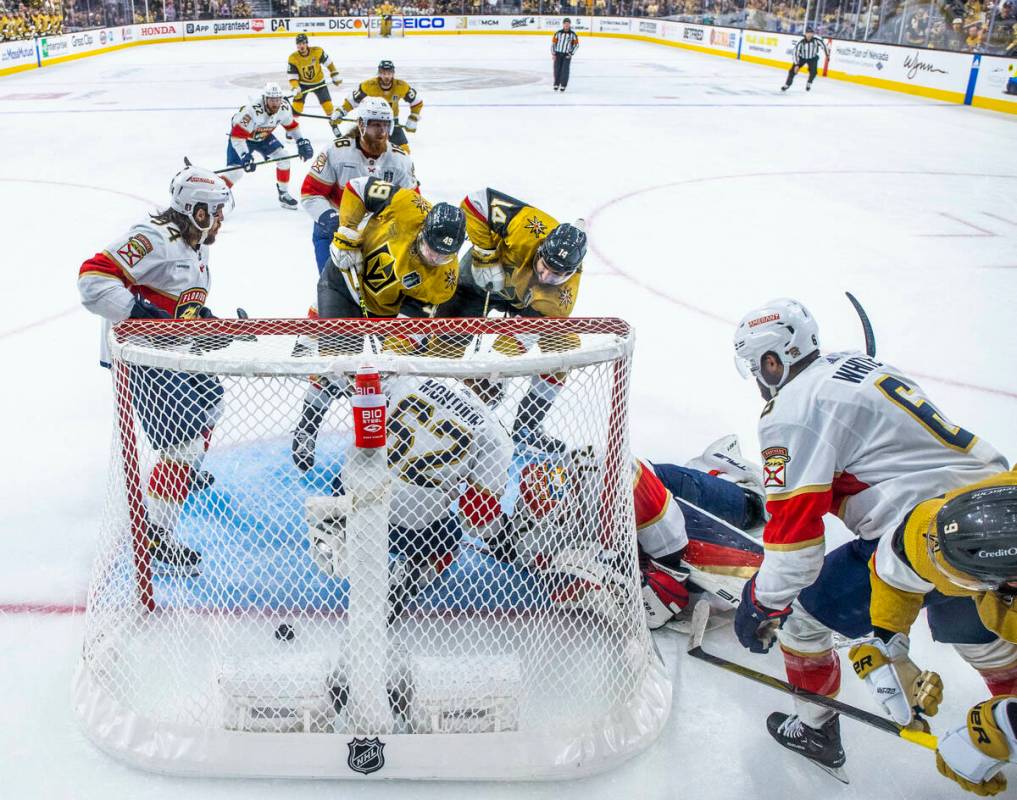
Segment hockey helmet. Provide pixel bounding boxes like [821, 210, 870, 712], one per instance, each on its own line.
[358, 96, 394, 134]
[535, 223, 586, 284]
[169, 165, 233, 241]
[262, 81, 284, 111]
[733, 298, 819, 396]
[418, 202, 466, 265]
[378, 60, 395, 72]
[295, 33, 309, 46]
[928, 485, 1017, 591]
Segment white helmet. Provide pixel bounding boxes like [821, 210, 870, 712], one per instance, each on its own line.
[733, 298, 819, 396]
[262, 82, 284, 102]
[358, 96, 394, 133]
[169, 166, 233, 242]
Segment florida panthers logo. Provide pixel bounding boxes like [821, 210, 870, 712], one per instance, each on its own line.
[519, 462, 569, 519]
[761, 446, 790, 488]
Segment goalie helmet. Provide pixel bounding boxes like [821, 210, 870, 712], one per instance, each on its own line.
[358, 96, 394, 133]
[733, 298, 819, 396]
[929, 485, 1017, 591]
[536, 223, 586, 280]
[169, 166, 233, 239]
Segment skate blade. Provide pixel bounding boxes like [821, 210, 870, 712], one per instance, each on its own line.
[808, 759, 849, 785]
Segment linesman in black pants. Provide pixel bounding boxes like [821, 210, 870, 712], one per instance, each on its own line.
[782, 28, 829, 92]
[552, 18, 580, 92]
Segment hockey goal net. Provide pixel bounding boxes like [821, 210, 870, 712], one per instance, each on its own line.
[75, 316, 670, 780]
[367, 15, 405, 37]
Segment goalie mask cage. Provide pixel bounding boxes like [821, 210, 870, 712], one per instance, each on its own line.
[75, 316, 671, 780]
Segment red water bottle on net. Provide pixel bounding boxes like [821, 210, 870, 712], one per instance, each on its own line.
[351, 365, 386, 449]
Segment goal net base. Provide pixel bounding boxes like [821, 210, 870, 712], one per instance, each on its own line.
[75, 317, 669, 780]
[74, 651, 670, 780]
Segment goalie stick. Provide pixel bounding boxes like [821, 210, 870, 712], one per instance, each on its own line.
[685, 600, 937, 751]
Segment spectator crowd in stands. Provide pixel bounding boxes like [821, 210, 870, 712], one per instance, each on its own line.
[3, 0, 1016, 55]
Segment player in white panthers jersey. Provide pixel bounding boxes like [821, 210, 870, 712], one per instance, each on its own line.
[731, 298, 1008, 778]
[77, 166, 234, 577]
[223, 82, 314, 210]
[301, 97, 417, 274]
[306, 376, 512, 617]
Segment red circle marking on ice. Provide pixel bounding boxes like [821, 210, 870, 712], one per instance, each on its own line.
[586, 170, 1017, 402]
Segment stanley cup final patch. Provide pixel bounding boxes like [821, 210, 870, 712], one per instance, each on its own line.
[761, 446, 790, 488]
[347, 736, 386, 774]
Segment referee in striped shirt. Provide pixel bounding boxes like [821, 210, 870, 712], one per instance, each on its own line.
[782, 28, 829, 92]
[552, 18, 580, 92]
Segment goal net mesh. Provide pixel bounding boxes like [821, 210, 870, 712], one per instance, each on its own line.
[75, 316, 670, 780]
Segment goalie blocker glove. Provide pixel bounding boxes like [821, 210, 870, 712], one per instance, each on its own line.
[937, 695, 1017, 796]
[641, 557, 690, 629]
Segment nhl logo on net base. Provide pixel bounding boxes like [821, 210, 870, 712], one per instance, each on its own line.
[347, 736, 386, 775]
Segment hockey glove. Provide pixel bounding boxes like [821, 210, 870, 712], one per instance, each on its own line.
[297, 138, 314, 161]
[129, 297, 171, 319]
[734, 575, 791, 653]
[316, 209, 340, 237]
[936, 696, 1017, 796]
[403, 116, 418, 133]
[329, 226, 364, 273]
[641, 558, 691, 629]
[239, 151, 256, 173]
[850, 633, 943, 726]
[331, 74, 343, 87]
[471, 247, 505, 293]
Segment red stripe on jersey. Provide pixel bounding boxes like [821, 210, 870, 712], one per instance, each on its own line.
[764, 489, 831, 548]
[282, 121, 299, 131]
[831, 471, 870, 516]
[79, 252, 126, 282]
[229, 124, 252, 140]
[633, 461, 670, 529]
[301, 172, 343, 209]
[462, 195, 488, 223]
[459, 485, 502, 527]
[134, 286, 178, 316]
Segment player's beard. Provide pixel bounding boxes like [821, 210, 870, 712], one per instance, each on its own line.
[204, 219, 222, 245]
[362, 131, 388, 158]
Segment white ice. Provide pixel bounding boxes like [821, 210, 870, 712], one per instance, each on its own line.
[1, 32, 1016, 799]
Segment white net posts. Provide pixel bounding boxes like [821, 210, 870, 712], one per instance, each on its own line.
[74, 316, 671, 780]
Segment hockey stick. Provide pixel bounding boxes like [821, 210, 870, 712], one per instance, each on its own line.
[287, 81, 327, 100]
[188, 153, 303, 176]
[845, 291, 876, 358]
[685, 601, 937, 751]
[294, 111, 405, 129]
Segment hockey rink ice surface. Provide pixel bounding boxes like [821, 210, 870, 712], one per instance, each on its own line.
[2, 32, 1017, 800]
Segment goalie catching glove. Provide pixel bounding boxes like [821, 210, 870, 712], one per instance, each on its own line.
[305, 495, 350, 576]
[936, 695, 1017, 796]
[542, 544, 632, 626]
[849, 633, 943, 726]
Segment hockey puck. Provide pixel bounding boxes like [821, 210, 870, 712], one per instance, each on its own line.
[274, 623, 295, 642]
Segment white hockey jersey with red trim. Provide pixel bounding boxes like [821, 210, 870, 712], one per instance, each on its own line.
[754, 351, 1008, 609]
[633, 460, 689, 560]
[78, 219, 211, 364]
[384, 376, 512, 533]
[228, 99, 300, 153]
[300, 134, 416, 220]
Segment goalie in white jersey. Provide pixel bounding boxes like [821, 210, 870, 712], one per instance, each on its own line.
[305, 376, 513, 618]
[223, 82, 314, 210]
[730, 297, 1008, 779]
[301, 97, 417, 274]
